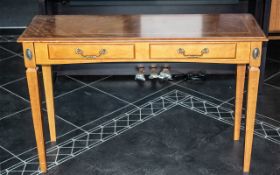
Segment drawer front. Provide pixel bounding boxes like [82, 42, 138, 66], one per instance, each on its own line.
[48, 44, 135, 60]
[150, 43, 237, 59]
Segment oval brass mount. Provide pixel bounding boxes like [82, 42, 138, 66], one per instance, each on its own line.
[252, 48, 260, 59]
[26, 49, 33, 60]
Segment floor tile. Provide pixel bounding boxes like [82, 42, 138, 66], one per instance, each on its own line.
[2, 78, 30, 101]
[127, 84, 225, 107]
[47, 104, 280, 175]
[80, 104, 137, 132]
[255, 85, 280, 121]
[0, 47, 14, 60]
[18, 128, 86, 161]
[0, 42, 22, 54]
[0, 147, 22, 173]
[90, 75, 174, 103]
[264, 59, 280, 80]
[0, 56, 25, 86]
[69, 75, 110, 84]
[54, 86, 128, 127]
[1, 81, 280, 174]
[177, 74, 236, 102]
[0, 88, 29, 120]
[266, 73, 280, 88]
[3, 75, 84, 101]
[46, 106, 230, 175]
[0, 147, 15, 164]
[0, 36, 6, 42]
[0, 109, 76, 156]
[15, 88, 236, 174]
[188, 128, 280, 175]
[227, 84, 280, 122]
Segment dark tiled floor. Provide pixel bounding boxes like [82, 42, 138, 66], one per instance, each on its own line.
[0, 87, 29, 119]
[0, 56, 25, 86]
[266, 73, 280, 88]
[264, 59, 280, 79]
[226, 85, 280, 122]
[2, 75, 84, 102]
[256, 82, 280, 121]
[0, 48, 14, 61]
[1, 42, 280, 175]
[54, 86, 129, 127]
[0, 110, 76, 155]
[177, 74, 236, 102]
[47, 107, 230, 175]
[0, 147, 14, 164]
[89, 75, 174, 103]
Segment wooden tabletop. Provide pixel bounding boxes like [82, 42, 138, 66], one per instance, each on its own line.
[18, 14, 267, 42]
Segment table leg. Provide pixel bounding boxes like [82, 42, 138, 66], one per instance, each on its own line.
[243, 66, 260, 173]
[234, 64, 246, 141]
[42, 65, 57, 142]
[26, 67, 47, 173]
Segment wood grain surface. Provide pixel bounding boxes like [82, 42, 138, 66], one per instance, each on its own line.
[18, 14, 267, 42]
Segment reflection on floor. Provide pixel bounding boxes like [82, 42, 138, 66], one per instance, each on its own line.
[0, 42, 280, 175]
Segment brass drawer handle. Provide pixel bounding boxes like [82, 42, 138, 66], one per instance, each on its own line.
[75, 48, 107, 58]
[177, 48, 209, 58]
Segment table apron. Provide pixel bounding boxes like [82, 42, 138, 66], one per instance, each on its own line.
[30, 42, 252, 65]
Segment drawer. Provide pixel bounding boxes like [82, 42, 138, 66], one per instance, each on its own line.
[150, 43, 237, 59]
[48, 44, 135, 60]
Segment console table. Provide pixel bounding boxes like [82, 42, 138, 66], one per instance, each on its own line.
[18, 14, 267, 173]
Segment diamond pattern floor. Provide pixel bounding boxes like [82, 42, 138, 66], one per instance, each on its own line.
[1, 89, 280, 175]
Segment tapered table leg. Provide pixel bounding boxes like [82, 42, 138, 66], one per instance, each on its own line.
[243, 66, 260, 173]
[42, 65, 57, 142]
[26, 67, 47, 173]
[234, 64, 246, 141]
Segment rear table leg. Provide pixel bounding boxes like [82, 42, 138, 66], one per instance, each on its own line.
[42, 65, 57, 142]
[234, 64, 246, 141]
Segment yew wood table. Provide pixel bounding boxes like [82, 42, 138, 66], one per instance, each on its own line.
[18, 14, 267, 173]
